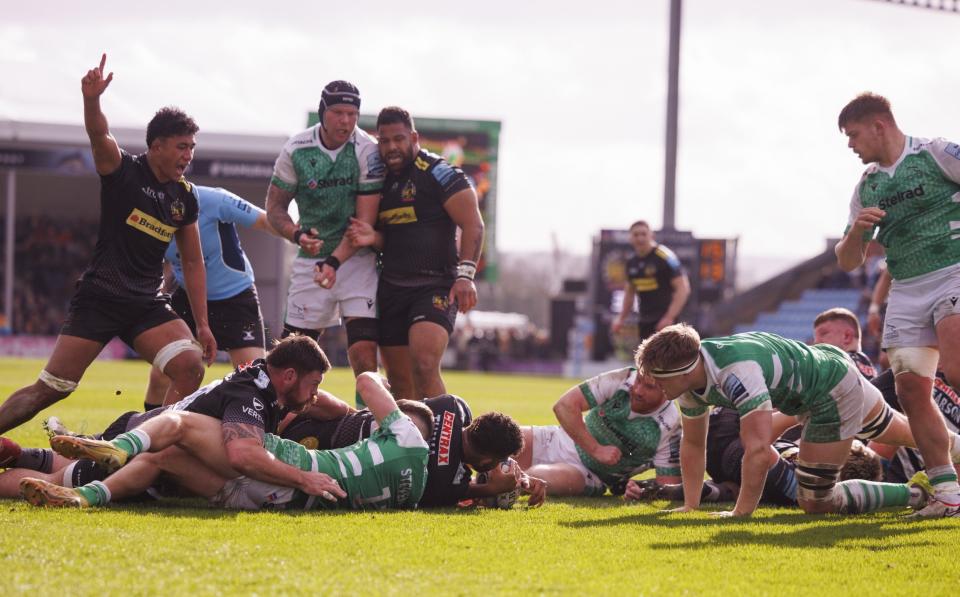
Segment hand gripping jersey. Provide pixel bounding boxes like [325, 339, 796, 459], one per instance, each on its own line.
[166, 186, 261, 300]
[677, 332, 850, 419]
[576, 367, 681, 487]
[845, 137, 960, 280]
[168, 360, 286, 434]
[377, 149, 474, 286]
[263, 409, 429, 510]
[81, 151, 199, 298]
[271, 125, 384, 259]
[624, 245, 685, 322]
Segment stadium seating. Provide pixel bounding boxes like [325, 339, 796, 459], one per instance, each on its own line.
[733, 288, 862, 342]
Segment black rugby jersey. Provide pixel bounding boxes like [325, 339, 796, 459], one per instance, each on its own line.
[377, 149, 473, 286]
[281, 410, 376, 449]
[80, 151, 199, 298]
[418, 394, 474, 507]
[171, 360, 286, 434]
[624, 244, 684, 322]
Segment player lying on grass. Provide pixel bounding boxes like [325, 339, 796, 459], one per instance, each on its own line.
[22, 373, 434, 511]
[280, 394, 544, 507]
[637, 324, 933, 517]
[513, 368, 681, 497]
[1, 335, 346, 504]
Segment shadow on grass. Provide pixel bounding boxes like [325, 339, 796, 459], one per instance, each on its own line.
[559, 509, 955, 550]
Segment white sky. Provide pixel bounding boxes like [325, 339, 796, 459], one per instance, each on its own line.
[1, 0, 957, 261]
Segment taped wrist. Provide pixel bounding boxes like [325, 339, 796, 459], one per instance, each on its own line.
[457, 260, 477, 281]
[291, 227, 307, 245]
[317, 255, 341, 271]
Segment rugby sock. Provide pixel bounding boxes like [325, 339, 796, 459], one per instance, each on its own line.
[355, 390, 366, 409]
[926, 464, 960, 502]
[836, 480, 910, 513]
[110, 429, 151, 457]
[14, 448, 55, 473]
[75, 480, 111, 506]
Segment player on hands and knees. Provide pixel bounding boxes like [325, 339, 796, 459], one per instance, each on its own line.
[0, 54, 215, 435]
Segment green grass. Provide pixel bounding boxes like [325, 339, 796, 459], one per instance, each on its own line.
[0, 359, 958, 596]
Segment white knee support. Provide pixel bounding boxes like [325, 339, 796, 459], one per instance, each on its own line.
[887, 346, 939, 379]
[39, 369, 78, 394]
[795, 459, 841, 504]
[154, 339, 203, 373]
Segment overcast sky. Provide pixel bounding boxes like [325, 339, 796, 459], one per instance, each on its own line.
[2, 0, 957, 262]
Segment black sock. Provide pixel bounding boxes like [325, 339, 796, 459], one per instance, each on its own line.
[15, 448, 55, 473]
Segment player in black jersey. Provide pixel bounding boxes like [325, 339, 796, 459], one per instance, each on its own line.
[347, 107, 484, 400]
[280, 393, 542, 507]
[611, 221, 690, 342]
[0, 55, 216, 436]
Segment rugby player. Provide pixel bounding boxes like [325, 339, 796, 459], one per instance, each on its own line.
[146, 185, 288, 408]
[637, 324, 921, 517]
[514, 368, 681, 497]
[346, 106, 483, 400]
[0, 54, 216, 435]
[266, 80, 384, 406]
[18, 335, 344, 506]
[835, 92, 960, 516]
[23, 373, 430, 511]
[610, 221, 690, 342]
[280, 393, 539, 507]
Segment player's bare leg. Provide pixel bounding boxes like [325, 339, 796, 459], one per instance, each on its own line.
[408, 321, 448, 399]
[0, 335, 103, 434]
[133, 319, 205, 406]
[379, 346, 415, 401]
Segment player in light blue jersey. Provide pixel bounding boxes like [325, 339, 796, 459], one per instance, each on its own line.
[146, 185, 286, 408]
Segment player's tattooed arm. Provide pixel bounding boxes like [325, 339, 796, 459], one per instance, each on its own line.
[265, 184, 298, 241]
[222, 422, 266, 446]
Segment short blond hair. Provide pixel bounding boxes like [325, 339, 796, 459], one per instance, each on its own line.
[814, 307, 861, 340]
[635, 323, 701, 374]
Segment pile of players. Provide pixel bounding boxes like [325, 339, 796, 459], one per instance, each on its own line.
[2, 55, 960, 518]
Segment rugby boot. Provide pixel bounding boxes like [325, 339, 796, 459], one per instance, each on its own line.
[20, 477, 89, 508]
[42, 416, 79, 440]
[49, 435, 127, 473]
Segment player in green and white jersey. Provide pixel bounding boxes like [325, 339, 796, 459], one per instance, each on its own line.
[637, 324, 919, 517]
[266, 80, 385, 405]
[835, 92, 960, 518]
[514, 367, 680, 497]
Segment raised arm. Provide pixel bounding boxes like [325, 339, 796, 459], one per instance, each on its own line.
[356, 371, 399, 424]
[81, 53, 121, 175]
[444, 187, 484, 313]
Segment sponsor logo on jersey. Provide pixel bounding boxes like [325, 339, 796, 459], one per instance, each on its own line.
[432, 162, 458, 186]
[377, 206, 417, 226]
[126, 209, 176, 242]
[141, 186, 166, 201]
[414, 156, 430, 171]
[366, 152, 386, 178]
[397, 467, 414, 505]
[308, 176, 353, 191]
[241, 329, 255, 341]
[252, 397, 264, 411]
[170, 198, 186, 222]
[401, 181, 416, 202]
[299, 436, 319, 450]
[877, 184, 925, 210]
[945, 143, 960, 160]
[437, 411, 455, 465]
[241, 406, 265, 424]
[721, 375, 748, 405]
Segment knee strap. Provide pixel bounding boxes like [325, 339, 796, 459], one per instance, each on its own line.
[795, 459, 841, 503]
[888, 346, 938, 379]
[39, 369, 78, 394]
[154, 339, 202, 373]
[856, 401, 895, 441]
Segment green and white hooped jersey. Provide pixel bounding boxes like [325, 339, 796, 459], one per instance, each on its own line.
[677, 332, 850, 419]
[263, 409, 429, 511]
[845, 136, 960, 280]
[271, 125, 385, 259]
[576, 367, 681, 484]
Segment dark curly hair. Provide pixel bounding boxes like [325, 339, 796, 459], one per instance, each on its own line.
[146, 106, 199, 148]
[464, 411, 523, 459]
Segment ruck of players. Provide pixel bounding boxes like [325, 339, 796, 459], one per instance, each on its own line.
[1, 55, 959, 522]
